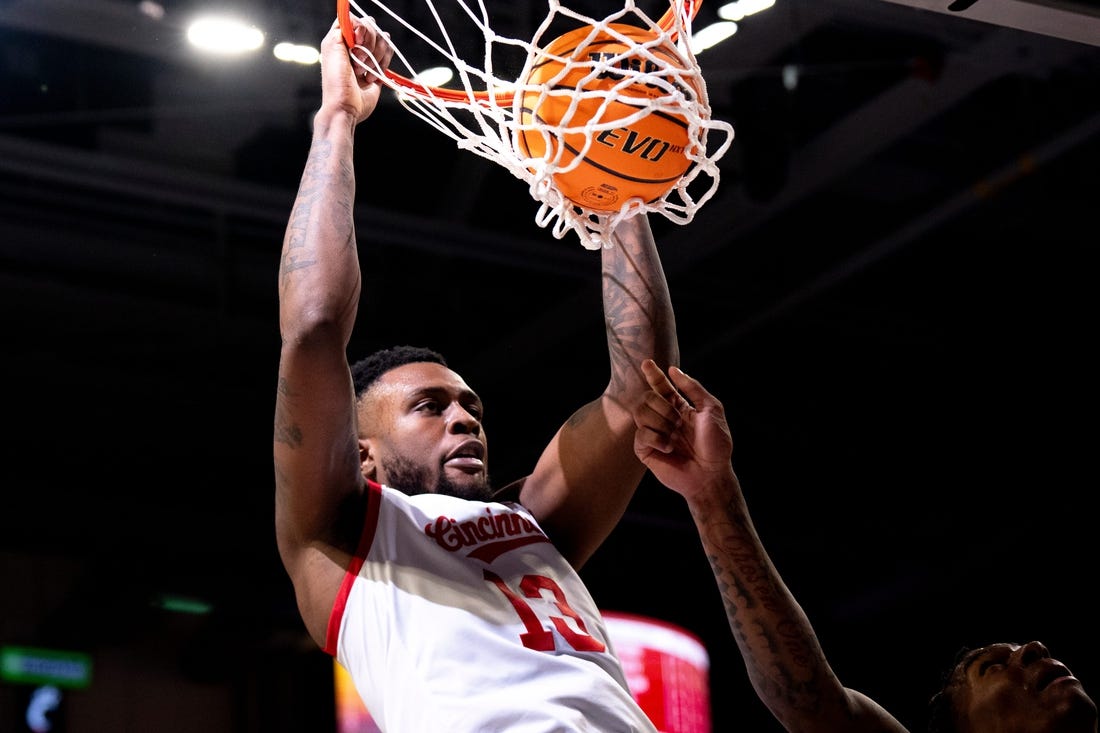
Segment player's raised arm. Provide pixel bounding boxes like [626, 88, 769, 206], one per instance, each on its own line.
[518, 214, 679, 569]
[272, 17, 393, 648]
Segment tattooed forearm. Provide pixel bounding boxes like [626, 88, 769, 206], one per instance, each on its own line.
[695, 496, 831, 716]
[601, 224, 676, 396]
[273, 417, 303, 449]
[274, 377, 304, 448]
[280, 138, 357, 283]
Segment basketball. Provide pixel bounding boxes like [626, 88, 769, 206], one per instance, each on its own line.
[518, 23, 703, 212]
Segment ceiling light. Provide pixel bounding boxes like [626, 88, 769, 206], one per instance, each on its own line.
[186, 16, 265, 54]
[274, 42, 320, 65]
[414, 66, 454, 88]
[782, 64, 799, 91]
[137, 1, 165, 20]
[717, 0, 776, 22]
[690, 21, 738, 54]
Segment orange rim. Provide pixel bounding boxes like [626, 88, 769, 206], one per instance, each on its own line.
[656, 0, 700, 43]
[336, 0, 702, 104]
[337, 0, 355, 49]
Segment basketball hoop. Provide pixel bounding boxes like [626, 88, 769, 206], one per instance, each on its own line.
[337, 0, 733, 249]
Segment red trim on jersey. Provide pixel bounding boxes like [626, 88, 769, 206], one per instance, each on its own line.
[324, 479, 384, 656]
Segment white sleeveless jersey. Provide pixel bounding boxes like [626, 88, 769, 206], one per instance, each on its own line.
[325, 480, 658, 733]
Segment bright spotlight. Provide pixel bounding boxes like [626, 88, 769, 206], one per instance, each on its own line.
[718, 0, 776, 21]
[186, 16, 265, 54]
[414, 66, 454, 88]
[274, 42, 320, 65]
[690, 21, 738, 53]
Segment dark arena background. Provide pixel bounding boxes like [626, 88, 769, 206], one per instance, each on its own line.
[1, 0, 1097, 731]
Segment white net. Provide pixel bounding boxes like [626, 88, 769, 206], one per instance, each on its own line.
[343, 0, 734, 248]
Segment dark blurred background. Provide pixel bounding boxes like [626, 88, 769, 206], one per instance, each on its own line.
[1, 0, 1097, 731]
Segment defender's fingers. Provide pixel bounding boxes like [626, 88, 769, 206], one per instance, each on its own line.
[633, 396, 676, 441]
[639, 386, 683, 427]
[634, 424, 674, 455]
[640, 358, 672, 390]
[667, 366, 717, 410]
[640, 358, 691, 408]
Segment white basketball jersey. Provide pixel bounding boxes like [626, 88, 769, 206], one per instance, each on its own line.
[325, 480, 658, 732]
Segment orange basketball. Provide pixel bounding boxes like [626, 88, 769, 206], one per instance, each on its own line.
[518, 23, 702, 212]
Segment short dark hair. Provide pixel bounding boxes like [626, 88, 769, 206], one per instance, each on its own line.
[927, 646, 970, 733]
[351, 345, 448, 399]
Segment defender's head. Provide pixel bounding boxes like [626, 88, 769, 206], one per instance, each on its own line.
[927, 641, 1096, 733]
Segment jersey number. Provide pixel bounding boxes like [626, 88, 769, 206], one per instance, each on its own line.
[484, 570, 606, 653]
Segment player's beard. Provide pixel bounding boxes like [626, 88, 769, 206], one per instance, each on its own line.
[382, 453, 494, 501]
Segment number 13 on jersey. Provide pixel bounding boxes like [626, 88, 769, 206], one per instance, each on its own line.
[484, 570, 607, 653]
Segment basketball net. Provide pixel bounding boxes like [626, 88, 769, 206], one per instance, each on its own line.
[340, 0, 734, 249]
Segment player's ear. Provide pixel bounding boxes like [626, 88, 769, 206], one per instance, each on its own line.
[359, 438, 378, 480]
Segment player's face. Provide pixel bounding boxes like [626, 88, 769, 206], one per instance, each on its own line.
[361, 362, 492, 500]
[951, 641, 1096, 733]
